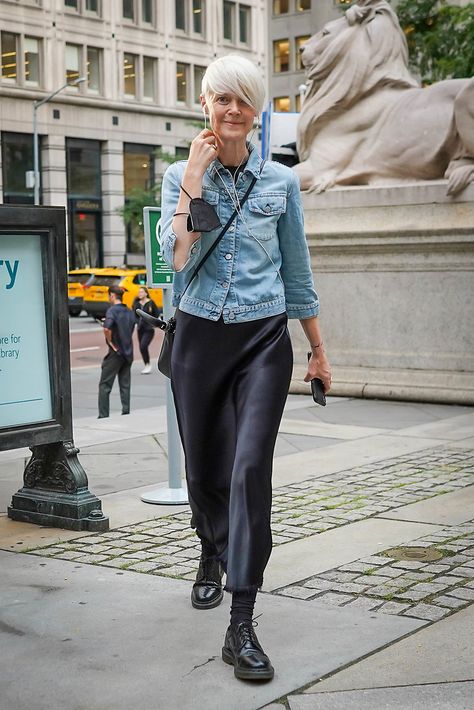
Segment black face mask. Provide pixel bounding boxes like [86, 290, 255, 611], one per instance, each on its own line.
[180, 185, 221, 233]
[187, 197, 221, 232]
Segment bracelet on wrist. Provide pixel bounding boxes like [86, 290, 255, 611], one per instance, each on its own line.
[310, 341, 323, 350]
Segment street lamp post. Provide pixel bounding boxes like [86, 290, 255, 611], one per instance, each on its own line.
[33, 77, 86, 205]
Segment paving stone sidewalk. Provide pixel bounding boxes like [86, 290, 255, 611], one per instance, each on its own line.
[275, 519, 474, 622]
[23, 445, 474, 603]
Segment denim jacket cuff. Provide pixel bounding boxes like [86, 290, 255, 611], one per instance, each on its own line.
[163, 231, 202, 273]
[286, 302, 320, 319]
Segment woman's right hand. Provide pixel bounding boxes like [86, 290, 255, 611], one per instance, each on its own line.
[186, 129, 218, 176]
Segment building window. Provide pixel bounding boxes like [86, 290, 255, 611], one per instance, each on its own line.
[295, 35, 310, 71]
[124, 53, 137, 97]
[124, 143, 156, 254]
[1, 132, 35, 204]
[67, 138, 101, 198]
[24, 37, 40, 85]
[296, 0, 310, 10]
[176, 62, 189, 103]
[223, 1, 235, 41]
[193, 0, 204, 34]
[143, 56, 155, 100]
[142, 0, 153, 23]
[123, 0, 134, 20]
[274, 96, 290, 112]
[1, 32, 18, 82]
[175, 146, 189, 160]
[65, 1, 100, 14]
[273, 0, 288, 13]
[66, 138, 102, 268]
[65, 43, 81, 84]
[176, 0, 205, 34]
[239, 5, 250, 44]
[175, 0, 186, 30]
[87, 47, 101, 93]
[295, 93, 301, 112]
[193, 64, 206, 104]
[273, 39, 289, 73]
[1, 33, 42, 87]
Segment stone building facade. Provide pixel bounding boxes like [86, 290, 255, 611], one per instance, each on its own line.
[0, 0, 267, 267]
[269, 0, 343, 114]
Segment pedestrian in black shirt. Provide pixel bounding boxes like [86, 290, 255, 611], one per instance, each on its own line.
[98, 286, 136, 418]
[132, 286, 160, 374]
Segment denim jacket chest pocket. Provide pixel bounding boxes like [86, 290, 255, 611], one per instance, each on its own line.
[247, 192, 287, 240]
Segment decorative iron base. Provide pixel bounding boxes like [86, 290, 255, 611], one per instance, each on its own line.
[7, 441, 109, 532]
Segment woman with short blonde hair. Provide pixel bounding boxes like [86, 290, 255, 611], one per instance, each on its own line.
[160, 54, 331, 681]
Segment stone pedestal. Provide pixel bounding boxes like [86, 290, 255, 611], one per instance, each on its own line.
[290, 181, 474, 405]
[8, 441, 108, 532]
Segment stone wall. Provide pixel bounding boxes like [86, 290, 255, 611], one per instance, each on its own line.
[289, 182, 474, 405]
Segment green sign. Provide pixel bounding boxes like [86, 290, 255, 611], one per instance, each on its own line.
[143, 207, 174, 288]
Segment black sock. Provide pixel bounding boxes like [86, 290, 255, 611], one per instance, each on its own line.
[230, 589, 257, 625]
[200, 538, 217, 559]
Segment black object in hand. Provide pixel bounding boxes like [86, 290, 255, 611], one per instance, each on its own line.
[307, 352, 327, 406]
[136, 308, 166, 330]
[187, 198, 221, 232]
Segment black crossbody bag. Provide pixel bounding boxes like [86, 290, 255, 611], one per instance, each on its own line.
[137, 173, 259, 379]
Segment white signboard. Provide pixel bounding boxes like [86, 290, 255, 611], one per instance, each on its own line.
[0, 234, 52, 427]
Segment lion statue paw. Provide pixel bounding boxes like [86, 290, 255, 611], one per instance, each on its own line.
[446, 164, 474, 197]
[307, 175, 336, 194]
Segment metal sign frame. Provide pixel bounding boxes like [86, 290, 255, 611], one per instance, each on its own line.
[0, 207, 72, 451]
[0, 205, 109, 531]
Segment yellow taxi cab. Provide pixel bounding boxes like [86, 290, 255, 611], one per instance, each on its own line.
[67, 268, 98, 317]
[82, 268, 163, 319]
[68, 267, 130, 316]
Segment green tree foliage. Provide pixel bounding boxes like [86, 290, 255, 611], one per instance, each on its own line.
[396, 0, 474, 83]
[118, 122, 203, 243]
[118, 147, 179, 235]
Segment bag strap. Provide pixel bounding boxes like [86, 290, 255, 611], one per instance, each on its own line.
[179, 170, 260, 303]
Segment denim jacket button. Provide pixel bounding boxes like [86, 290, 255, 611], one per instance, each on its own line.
[222, 281, 229, 288]
[224, 253, 232, 260]
[228, 312, 236, 320]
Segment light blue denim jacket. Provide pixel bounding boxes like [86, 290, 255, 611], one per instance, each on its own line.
[159, 143, 319, 323]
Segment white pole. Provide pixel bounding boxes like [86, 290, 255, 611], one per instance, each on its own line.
[33, 104, 40, 205]
[140, 289, 187, 505]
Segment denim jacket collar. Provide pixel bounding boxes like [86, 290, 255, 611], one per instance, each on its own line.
[206, 142, 264, 182]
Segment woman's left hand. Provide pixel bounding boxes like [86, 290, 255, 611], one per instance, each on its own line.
[304, 351, 332, 393]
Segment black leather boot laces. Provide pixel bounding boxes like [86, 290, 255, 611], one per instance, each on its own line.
[236, 620, 260, 648]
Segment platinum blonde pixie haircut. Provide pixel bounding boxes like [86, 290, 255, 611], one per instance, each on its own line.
[201, 54, 265, 115]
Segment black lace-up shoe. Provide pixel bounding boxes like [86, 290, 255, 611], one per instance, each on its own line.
[222, 621, 274, 681]
[191, 556, 223, 609]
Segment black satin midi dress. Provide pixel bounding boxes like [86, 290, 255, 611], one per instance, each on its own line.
[171, 310, 293, 592]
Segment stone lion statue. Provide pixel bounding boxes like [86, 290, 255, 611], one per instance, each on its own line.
[295, 0, 474, 195]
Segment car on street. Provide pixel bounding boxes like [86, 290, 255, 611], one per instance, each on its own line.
[67, 268, 97, 317]
[82, 268, 163, 319]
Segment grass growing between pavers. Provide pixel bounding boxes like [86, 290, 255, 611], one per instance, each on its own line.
[19, 445, 474, 603]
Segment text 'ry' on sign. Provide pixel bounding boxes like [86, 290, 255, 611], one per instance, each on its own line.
[143, 207, 173, 288]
